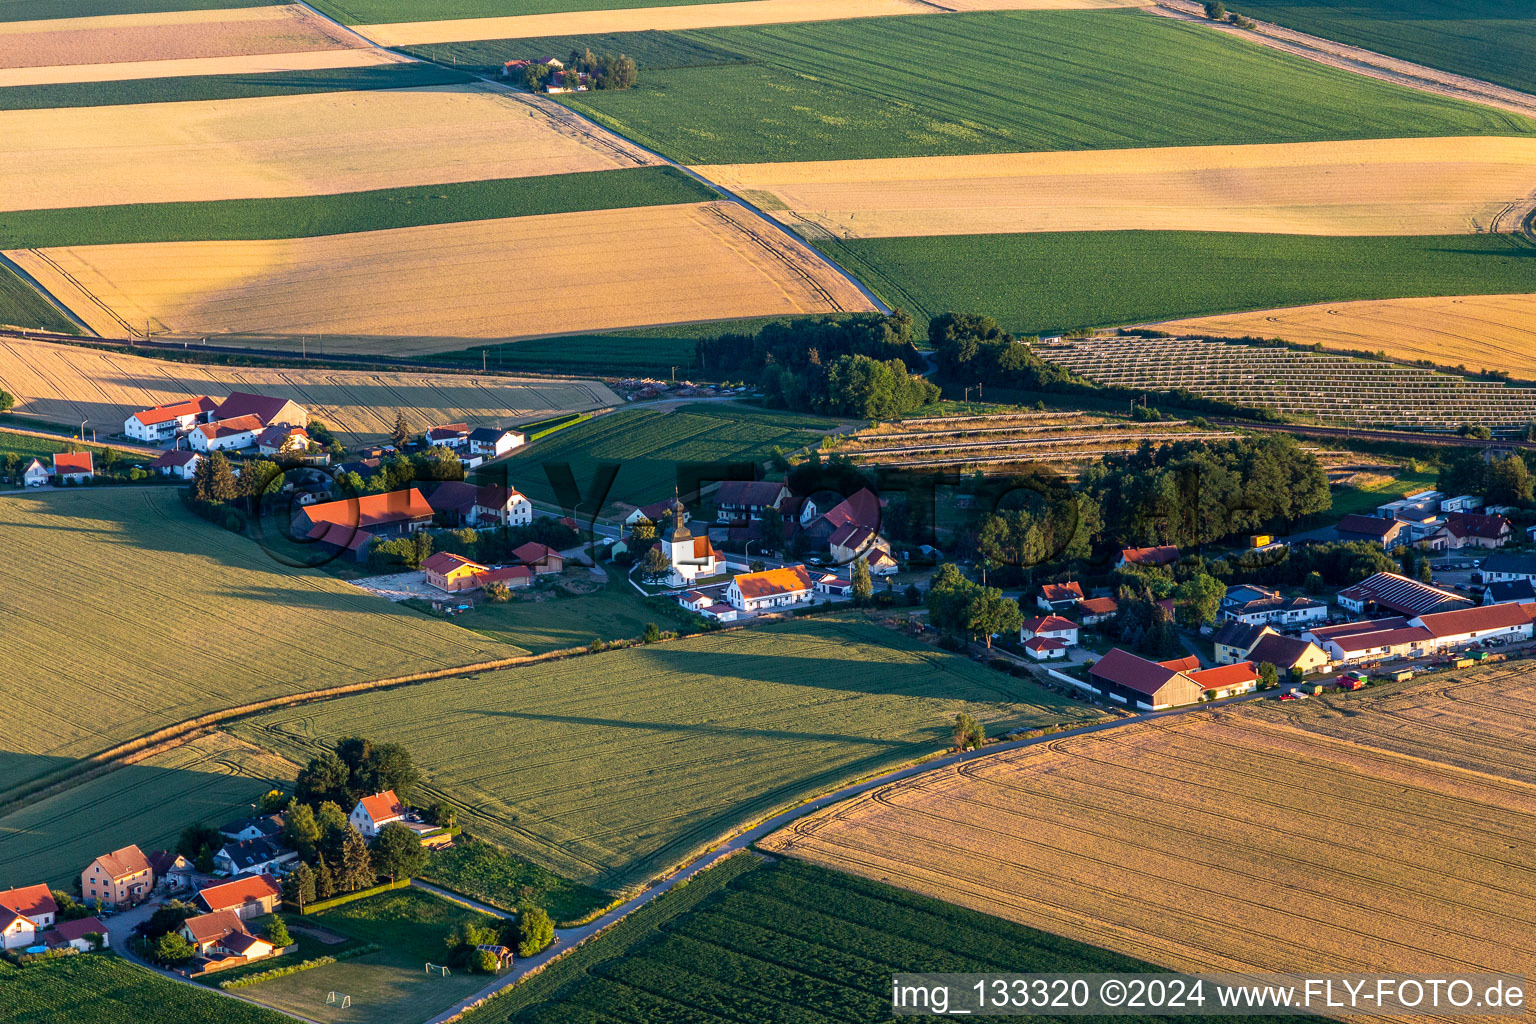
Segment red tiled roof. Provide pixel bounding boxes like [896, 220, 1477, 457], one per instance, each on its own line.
[182, 910, 246, 945]
[1247, 633, 1321, 668]
[196, 414, 264, 440]
[357, 790, 404, 823]
[129, 396, 216, 426]
[213, 392, 295, 425]
[1307, 616, 1410, 641]
[1188, 662, 1258, 690]
[92, 845, 150, 881]
[1120, 545, 1179, 566]
[45, 916, 107, 946]
[0, 884, 57, 921]
[821, 489, 881, 531]
[1336, 514, 1397, 538]
[1415, 602, 1532, 638]
[422, 551, 485, 575]
[828, 522, 876, 551]
[307, 521, 374, 552]
[1040, 582, 1084, 603]
[716, 480, 786, 507]
[513, 542, 560, 565]
[732, 564, 813, 599]
[1077, 596, 1118, 615]
[149, 449, 199, 468]
[1444, 512, 1511, 540]
[1326, 626, 1432, 653]
[256, 424, 306, 448]
[1021, 615, 1077, 634]
[480, 565, 532, 584]
[52, 451, 93, 475]
[195, 874, 280, 914]
[304, 488, 433, 530]
[1158, 655, 1202, 672]
[1089, 648, 1188, 697]
[428, 423, 469, 440]
[1023, 636, 1067, 652]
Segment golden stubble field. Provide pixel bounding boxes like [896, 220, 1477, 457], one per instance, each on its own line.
[763, 673, 1536, 990]
[0, 5, 362, 70]
[0, 83, 659, 211]
[8, 202, 875, 345]
[358, 0, 1149, 46]
[695, 136, 1536, 238]
[0, 47, 412, 89]
[1164, 293, 1536, 379]
[0, 336, 618, 443]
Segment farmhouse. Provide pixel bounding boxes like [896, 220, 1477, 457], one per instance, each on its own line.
[300, 488, 435, 541]
[81, 845, 152, 908]
[513, 541, 564, 574]
[1212, 621, 1272, 664]
[212, 392, 305, 430]
[1246, 633, 1330, 675]
[124, 395, 217, 442]
[147, 850, 195, 893]
[149, 449, 201, 479]
[212, 837, 297, 877]
[427, 423, 470, 449]
[1411, 603, 1533, 652]
[1483, 579, 1536, 606]
[350, 790, 405, 838]
[21, 458, 48, 487]
[1219, 584, 1326, 627]
[1187, 661, 1259, 699]
[727, 564, 814, 613]
[189, 413, 264, 452]
[1335, 513, 1410, 549]
[194, 874, 281, 921]
[1476, 552, 1536, 585]
[43, 916, 110, 952]
[1019, 615, 1078, 647]
[1305, 618, 1430, 665]
[1037, 581, 1084, 612]
[715, 480, 788, 521]
[1337, 572, 1470, 617]
[1076, 595, 1119, 625]
[180, 910, 275, 960]
[657, 499, 721, 587]
[1088, 648, 1203, 710]
[0, 884, 56, 950]
[52, 451, 93, 483]
[467, 427, 525, 459]
[1117, 545, 1179, 568]
[1022, 636, 1069, 661]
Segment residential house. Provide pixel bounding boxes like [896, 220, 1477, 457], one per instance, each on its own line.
[1037, 581, 1084, 613]
[780, 495, 819, 527]
[1475, 552, 1536, 585]
[424, 552, 487, 592]
[1019, 615, 1079, 647]
[1246, 633, 1330, 676]
[472, 486, 533, 527]
[213, 838, 296, 878]
[513, 541, 564, 574]
[52, 451, 94, 483]
[149, 449, 202, 480]
[800, 489, 882, 548]
[1187, 662, 1260, 699]
[147, 850, 195, 894]
[1335, 513, 1412, 549]
[624, 498, 687, 529]
[1211, 621, 1272, 665]
[21, 458, 49, 487]
[1022, 636, 1069, 661]
[1304, 618, 1430, 665]
[1436, 511, 1512, 550]
[1117, 545, 1179, 569]
[194, 874, 282, 921]
[828, 523, 895, 574]
[657, 500, 721, 588]
[350, 790, 406, 838]
[714, 480, 788, 521]
[218, 814, 285, 844]
[256, 424, 310, 457]
[1483, 579, 1536, 606]
[180, 910, 275, 959]
[1087, 648, 1204, 710]
[81, 845, 152, 907]
[467, 427, 525, 459]
[0, 885, 56, 950]
[677, 590, 738, 622]
[1219, 584, 1327, 628]
[212, 392, 305, 430]
[427, 423, 470, 449]
[727, 564, 814, 613]
[123, 396, 218, 442]
[189, 413, 264, 452]
[44, 916, 110, 952]
[1075, 596, 1119, 626]
[1410, 603, 1533, 653]
[1337, 572, 1470, 617]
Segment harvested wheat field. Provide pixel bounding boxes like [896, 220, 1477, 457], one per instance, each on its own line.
[0, 45, 412, 89]
[1164, 293, 1536, 379]
[8, 202, 874, 344]
[764, 684, 1536, 987]
[696, 136, 1536, 238]
[0, 83, 657, 212]
[358, 0, 1148, 46]
[0, 5, 363, 70]
[0, 336, 617, 443]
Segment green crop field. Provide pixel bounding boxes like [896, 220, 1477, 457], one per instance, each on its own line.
[479, 402, 840, 514]
[0, 0, 270, 21]
[0, 953, 293, 1024]
[404, 30, 751, 74]
[1234, 0, 1536, 97]
[823, 231, 1536, 335]
[0, 168, 714, 248]
[232, 613, 1105, 892]
[0, 62, 473, 112]
[0, 488, 501, 797]
[0, 732, 294, 888]
[472, 854, 1309, 1024]
[241, 888, 495, 1024]
[559, 10, 1535, 164]
[313, 0, 733, 25]
[0, 429, 159, 466]
[0, 264, 77, 334]
[423, 839, 609, 923]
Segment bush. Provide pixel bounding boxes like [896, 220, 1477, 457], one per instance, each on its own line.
[472, 948, 502, 973]
[218, 944, 380, 989]
[515, 905, 555, 958]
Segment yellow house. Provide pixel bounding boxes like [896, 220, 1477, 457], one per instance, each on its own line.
[82, 845, 152, 908]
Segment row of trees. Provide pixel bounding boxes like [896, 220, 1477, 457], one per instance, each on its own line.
[924, 564, 1022, 648]
[1439, 449, 1535, 508]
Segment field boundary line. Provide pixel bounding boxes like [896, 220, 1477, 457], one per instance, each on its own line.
[0, 251, 94, 336]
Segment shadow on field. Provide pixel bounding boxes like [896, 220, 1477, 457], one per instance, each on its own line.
[466, 708, 937, 748]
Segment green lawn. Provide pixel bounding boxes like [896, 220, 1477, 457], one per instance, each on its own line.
[0, 0, 268, 21]
[1327, 468, 1440, 519]
[193, 914, 365, 989]
[558, 10, 1535, 164]
[313, 0, 733, 25]
[451, 568, 697, 654]
[0, 265, 77, 334]
[0, 953, 292, 1024]
[470, 855, 1309, 1024]
[422, 839, 609, 924]
[231, 614, 1105, 893]
[823, 231, 1536, 334]
[477, 402, 839, 514]
[1233, 0, 1536, 97]
[0, 63, 473, 112]
[0, 428, 157, 468]
[0, 168, 713, 248]
[241, 889, 496, 1024]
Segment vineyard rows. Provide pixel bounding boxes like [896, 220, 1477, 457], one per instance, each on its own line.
[1038, 337, 1536, 428]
